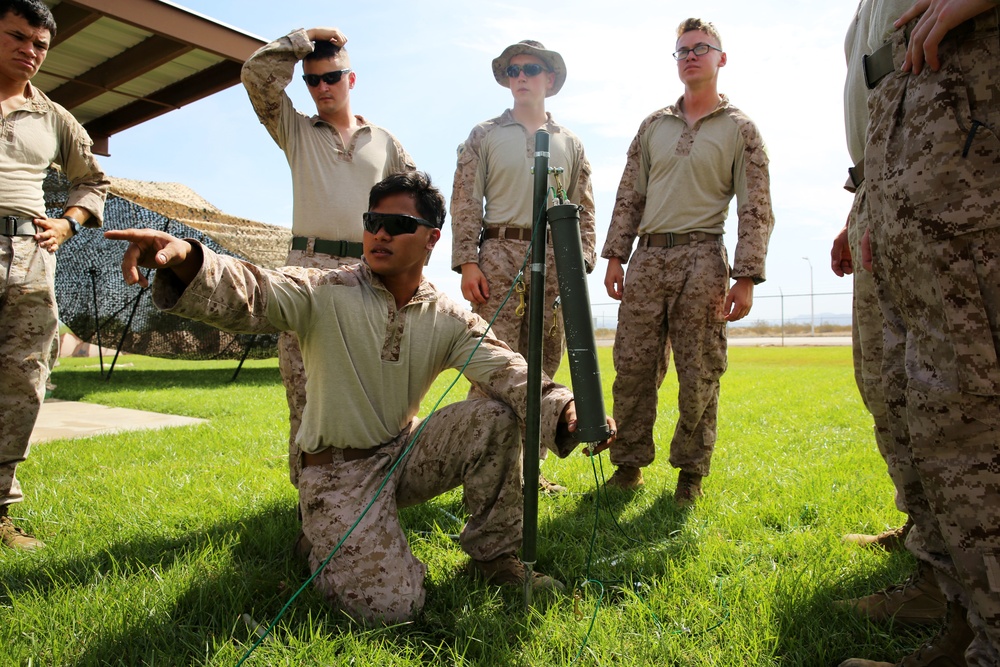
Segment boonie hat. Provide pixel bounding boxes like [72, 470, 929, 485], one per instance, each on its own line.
[492, 40, 567, 97]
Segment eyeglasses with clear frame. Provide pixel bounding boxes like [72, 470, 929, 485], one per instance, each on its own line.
[672, 43, 722, 61]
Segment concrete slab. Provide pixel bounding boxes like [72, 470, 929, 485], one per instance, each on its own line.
[30, 399, 206, 444]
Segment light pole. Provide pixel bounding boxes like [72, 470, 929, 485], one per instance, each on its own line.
[802, 256, 814, 336]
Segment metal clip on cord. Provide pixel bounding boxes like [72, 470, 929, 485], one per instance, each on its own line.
[551, 167, 566, 202]
[514, 278, 527, 317]
[549, 297, 561, 337]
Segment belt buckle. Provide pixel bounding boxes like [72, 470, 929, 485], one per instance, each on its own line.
[665, 233, 676, 248]
[2, 216, 16, 236]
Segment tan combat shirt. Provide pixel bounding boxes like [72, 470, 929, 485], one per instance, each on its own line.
[0, 83, 108, 224]
[241, 29, 415, 241]
[450, 109, 596, 271]
[152, 245, 576, 455]
[601, 96, 774, 283]
[845, 0, 914, 163]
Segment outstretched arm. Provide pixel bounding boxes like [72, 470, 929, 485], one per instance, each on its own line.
[104, 228, 203, 288]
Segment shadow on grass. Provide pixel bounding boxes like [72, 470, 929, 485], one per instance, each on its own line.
[1, 495, 553, 665]
[51, 366, 282, 400]
[767, 542, 938, 665]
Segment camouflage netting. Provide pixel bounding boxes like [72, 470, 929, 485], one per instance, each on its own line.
[46, 169, 293, 361]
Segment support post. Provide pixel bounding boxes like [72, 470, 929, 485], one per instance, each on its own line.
[523, 129, 549, 609]
[88, 266, 106, 376]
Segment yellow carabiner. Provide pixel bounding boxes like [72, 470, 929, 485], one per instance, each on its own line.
[514, 279, 526, 317]
[549, 297, 561, 337]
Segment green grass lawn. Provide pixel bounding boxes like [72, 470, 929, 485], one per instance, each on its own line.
[0, 348, 928, 666]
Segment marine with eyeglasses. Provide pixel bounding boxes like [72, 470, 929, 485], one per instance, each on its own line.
[240, 27, 415, 493]
[600, 18, 774, 502]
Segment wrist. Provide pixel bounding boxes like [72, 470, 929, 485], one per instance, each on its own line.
[62, 214, 82, 236]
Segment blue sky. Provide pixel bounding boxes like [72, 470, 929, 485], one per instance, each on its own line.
[98, 0, 865, 326]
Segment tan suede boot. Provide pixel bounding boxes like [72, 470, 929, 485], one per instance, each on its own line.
[0, 506, 45, 551]
[470, 553, 565, 592]
[605, 465, 644, 490]
[838, 603, 973, 667]
[844, 518, 913, 553]
[674, 470, 704, 507]
[836, 561, 947, 626]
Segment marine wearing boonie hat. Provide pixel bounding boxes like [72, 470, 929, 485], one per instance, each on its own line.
[491, 40, 567, 97]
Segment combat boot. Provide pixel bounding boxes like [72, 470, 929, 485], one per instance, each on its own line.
[674, 470, 704, 507]
[605, 465, 643, 490]
[838, 602, 973, 667]
[844, 519, 912, 553]
[836, 561, 946, 626]
[539, 474, 567, 495]
[0, 506, 45, 550]
[470, 553, 565, 592]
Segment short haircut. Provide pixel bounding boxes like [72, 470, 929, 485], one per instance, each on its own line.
[0, 0, 57, 36]
[369, 172, 447, 229]
[305, 40, 345, 63]
[676, 18, 721, 47]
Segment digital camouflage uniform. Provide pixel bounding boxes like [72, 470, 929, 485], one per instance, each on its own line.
[843, 1, 909, 517]
[151, 246, 576, 622]
[1, 84, 107, 514]
[847, 187, 907, 508]
[866, 7, 1000, 663]
[451, 110, 596, 391]
[602, 98, 773, 476]
[241, 29, 414, 486]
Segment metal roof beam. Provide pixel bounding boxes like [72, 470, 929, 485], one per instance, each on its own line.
[84, 60, 241, 141]
[60, 0, 264, 61]
[47, 35, 193, 110]
[50, 3, 101, 46]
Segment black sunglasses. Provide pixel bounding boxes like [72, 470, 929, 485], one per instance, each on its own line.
[363, 212, 436, 236]
[505, 63, 549, 78]
[301, 69, 351, 87]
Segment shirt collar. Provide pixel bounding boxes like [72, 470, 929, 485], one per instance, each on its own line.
[666, 93, 730, 121]
[20, 82, 52, 114]
[310, 113, 371, 129]
[498, 108, 562, 133]
[359, 261, 438, 306]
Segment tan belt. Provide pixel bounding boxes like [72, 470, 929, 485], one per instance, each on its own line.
[302, 446, 380, 466]
[483, 226, 549, 243]
[639, 231, 720, 248]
